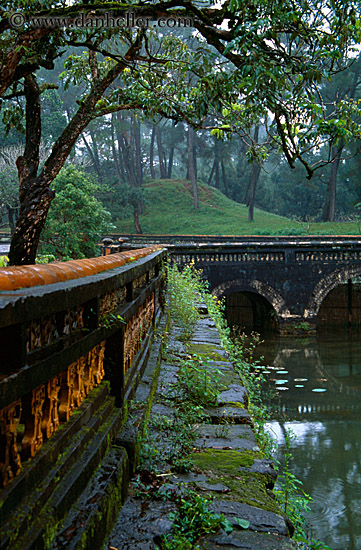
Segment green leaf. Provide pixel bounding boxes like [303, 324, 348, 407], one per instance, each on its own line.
[234, 518, 250, 529]
[221, 518, 234, 534]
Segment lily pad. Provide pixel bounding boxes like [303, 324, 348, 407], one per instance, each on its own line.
[295, 384, 304, 388]
[312, 388, 327, 392]
[275, 379, 288, 385]
[276, 370, 288, 374]
[294, 378, 308, 382]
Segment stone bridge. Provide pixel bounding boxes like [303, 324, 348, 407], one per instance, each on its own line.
[113, 235, 361, 331]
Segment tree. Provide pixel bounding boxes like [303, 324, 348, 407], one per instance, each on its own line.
[320, 57, 361, 221]
[2, 0, 361, 263]
[39, 165, 113, 260]
[0, 141, 51, 233]
[2, 28, 145, 264]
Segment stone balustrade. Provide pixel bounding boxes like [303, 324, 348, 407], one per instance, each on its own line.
[0, 246, 166, 550]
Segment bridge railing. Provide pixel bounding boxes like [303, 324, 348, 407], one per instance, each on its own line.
[165, 242, 361, 266]
[106, 233, 361, 246]
[0, 246, 166, 495]
[103, 236, 361, 265]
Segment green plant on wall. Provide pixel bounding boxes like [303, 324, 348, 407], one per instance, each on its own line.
[0, 255, 8, 267]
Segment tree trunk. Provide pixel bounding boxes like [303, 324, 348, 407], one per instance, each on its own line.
[167, 145, 174, 178]
[150, 125, 156, 179]
[207, 161, 216, 186]
[115, 112, 125, 177]
[214, 137, 220, 189]
[156, 126, 167, 179]
[187, 126, 198, 209]
[8, 74, 49, 265]
[133, 204, 143, 234]
[322, 143, 343, 222]
[215, 160, 220, 189]
[81, 132, 103, 183]
[133, 115, 144, 215]
[248, 162, 261, 222]
[133, 115, 142, 185]
[118, 132, 135, 187]
[7, 206, 16, 236]
[247, 125, 261, 222]
[243, 180, 250, 204]
[9, 53, 130, 265]
[111, 115, 125, 183]
[89, 128, 102, 184]
[221, 158, 229, 196]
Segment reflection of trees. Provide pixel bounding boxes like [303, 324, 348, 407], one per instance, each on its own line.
[260, 336, 361, 549]
[277, 419, 361, 550]
[258, 336, 361, 420]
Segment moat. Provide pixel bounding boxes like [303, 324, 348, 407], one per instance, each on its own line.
[255, 332, 361, 550]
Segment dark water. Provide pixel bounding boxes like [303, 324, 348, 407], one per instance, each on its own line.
[255, 333, 361, 550]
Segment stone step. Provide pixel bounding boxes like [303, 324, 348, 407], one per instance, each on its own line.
[204, 405, 252, 425]
[218, 384, 249, 407]
[105, 308, 297, 550]
[201, 530, 298, 549]
[194, 424, 259, 452]
[209, 500, 289, 536]
[106, 497, 176, 550]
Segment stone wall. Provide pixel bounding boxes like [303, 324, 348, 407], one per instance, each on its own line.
[0, 247, 167, 549]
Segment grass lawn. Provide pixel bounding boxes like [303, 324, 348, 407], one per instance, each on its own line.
[115, 179, 361, 236]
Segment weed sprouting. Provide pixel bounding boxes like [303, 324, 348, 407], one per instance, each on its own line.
[158, 489, 249, 549]
[168, 262, 202, 340]
[170, 354, 223, 408]
[274, 429, 312, 540]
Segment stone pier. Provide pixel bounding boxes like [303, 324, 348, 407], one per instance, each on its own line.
[106, 304, 298, 550]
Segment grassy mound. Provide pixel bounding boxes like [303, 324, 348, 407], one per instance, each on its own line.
[115, 179, 360, 235]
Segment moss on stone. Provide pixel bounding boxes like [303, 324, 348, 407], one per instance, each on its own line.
[191, 449, 283, 515]
[191, 449, 260, 470]
[186, 343, 231, 363]
[226, 401, 246, 409]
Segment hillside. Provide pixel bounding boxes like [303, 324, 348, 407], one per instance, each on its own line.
[115, 179, 361, 235]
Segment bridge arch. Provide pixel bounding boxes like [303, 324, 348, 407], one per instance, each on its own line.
[212, 279, 290, 332]
[212, 279, 290, 317]
[304, 265, 361, 320]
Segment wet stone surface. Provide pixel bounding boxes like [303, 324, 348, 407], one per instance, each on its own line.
[204, 405, 252, 425]
[200, 530, 298, 550]
[194, 424, 260, 452]
[107, 498, 176, 550]
[105, 308, 297, 550]
[218, 385, 249, 407]
[191, 334, 223, 345]
[151, 403, 176, 418]
[239, 458, 278, 487]
[157, 473, 231, 498]
[210, 500, 289, 535]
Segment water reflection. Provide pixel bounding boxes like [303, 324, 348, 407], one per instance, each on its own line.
[256, 333, 361, 550]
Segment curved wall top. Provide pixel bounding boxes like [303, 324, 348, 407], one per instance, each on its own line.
[0, 246, 163, 291]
